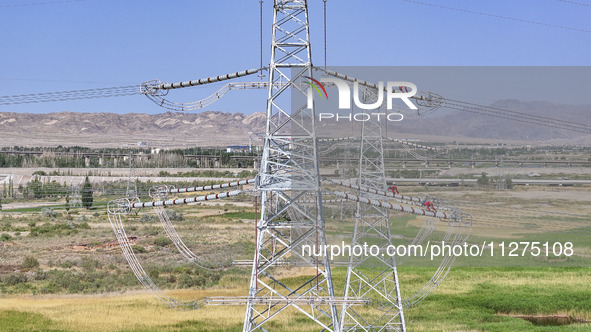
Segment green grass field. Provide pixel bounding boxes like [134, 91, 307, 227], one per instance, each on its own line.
[1, 267, 590, 331]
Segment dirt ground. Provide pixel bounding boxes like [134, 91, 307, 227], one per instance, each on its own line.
[3, 201, 64, 210]
[436, 187, 590, 202]
[441, 166, 591, 177]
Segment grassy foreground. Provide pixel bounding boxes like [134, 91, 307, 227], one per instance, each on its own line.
[0, 267, 590, 331]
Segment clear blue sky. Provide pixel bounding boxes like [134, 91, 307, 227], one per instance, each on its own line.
[1, 0, 590, 115]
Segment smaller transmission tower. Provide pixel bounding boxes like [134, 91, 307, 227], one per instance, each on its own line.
[341, 86, 405, 331]
[70, 185, 82, 208]
[126, 153, 139, 200]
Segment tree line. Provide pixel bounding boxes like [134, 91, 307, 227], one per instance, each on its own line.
[0, 146, 259, 169]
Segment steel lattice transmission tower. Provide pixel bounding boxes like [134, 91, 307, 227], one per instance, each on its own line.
[341, 87, 406, 331]
[244, 1, 339, 331]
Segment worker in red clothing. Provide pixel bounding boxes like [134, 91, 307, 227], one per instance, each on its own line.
[388, 184, 399, 195]
[421, 200, 436, 212]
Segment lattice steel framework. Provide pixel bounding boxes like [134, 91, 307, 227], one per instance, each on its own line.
[126, 153, 138, 200]
[244, 1, 339, 331]
[70, 185, 82, 208]
[318, 137, 358, 222]
[341, 87, 406, 331]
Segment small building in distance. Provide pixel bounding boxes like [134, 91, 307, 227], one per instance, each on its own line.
[227, 145, 251, 153]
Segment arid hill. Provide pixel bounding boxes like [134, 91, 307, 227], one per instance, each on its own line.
[0, 111, 266, 148]
[0, 100, 589, 148]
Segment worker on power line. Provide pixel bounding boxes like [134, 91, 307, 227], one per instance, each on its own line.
[421, 200, 436, 212]
[388, 184, 399, 195]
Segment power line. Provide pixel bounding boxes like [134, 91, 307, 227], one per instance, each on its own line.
[445, 98, 591, 133]
[0, 0, 89, 8]
[556, 0, 591, 7]
[0, 77, 135, 85]
[317, 67, 591, 135]
[259, 0, 264, 74]
[399, 0, 591, 33]
[323, 0, 327, 69]
[0, 85, 140, 105]
[444, 101, 591, 135]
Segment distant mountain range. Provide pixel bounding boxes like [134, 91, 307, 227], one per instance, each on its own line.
[326, 100, 591, 144]
[0, 111, 267, 148]
[0, 110, 266, 136]
[395, 99, 591, 141]
[0, 100, 589, 147]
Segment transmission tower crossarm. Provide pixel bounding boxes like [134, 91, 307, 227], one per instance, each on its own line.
[318, 136, 357, 142]
[314, 66, 444, 113]
[330, 190, 451, 219]
[158, 68, 264, 90]
[164, 178, 255, 194]
[314, 66, 383, 91]
[313, 66, 418, 96]
[140, 81, 271, 112]
[205, 296, 369, 305]
[129, 190, 244, 209]
[385, 137, 440, 151]
[324, 178, 422, 203]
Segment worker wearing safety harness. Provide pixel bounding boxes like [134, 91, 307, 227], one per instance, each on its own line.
[388, 184, 400, 195]
[421, 200, 436, 212]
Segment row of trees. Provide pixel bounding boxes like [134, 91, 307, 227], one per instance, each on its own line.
[0, 146, 261, 169]
[0, 176, 93, 210]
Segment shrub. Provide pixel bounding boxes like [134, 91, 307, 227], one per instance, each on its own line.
[77, 222, 91, 229]
[0, 233, 12, 242]
[177, 273, 205, 288]
[33, 270, 47, 281]
[505, 177, 514, 189]
[2, 273, 27, 286]
[41, 208, 57, 219]
[21, 256, 40, 269]
[139, 214, 155, 223]
[60, 260, 74, 269]
[477, 172, 490, 186]
[154, 237, 172, 247]
[143, 226, 160, 237]
[132, 245, 147, 253]
[168, 210, 183, 221]
[29, 222, 82, 237]
[80, 257, 101, 271]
